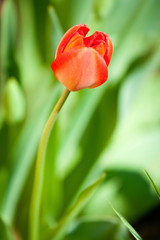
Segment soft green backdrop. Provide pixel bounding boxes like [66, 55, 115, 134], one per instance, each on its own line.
[0, 0, 160, 239]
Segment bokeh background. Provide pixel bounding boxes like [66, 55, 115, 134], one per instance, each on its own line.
[0, 0, 160, 239]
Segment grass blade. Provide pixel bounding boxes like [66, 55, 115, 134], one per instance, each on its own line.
[108, 202, 142, 240]
[144, 170, 160, 199]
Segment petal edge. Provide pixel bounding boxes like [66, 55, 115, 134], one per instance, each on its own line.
[55, 24, 89, 57]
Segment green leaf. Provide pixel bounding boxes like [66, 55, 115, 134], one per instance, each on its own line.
[64, 217, 129, 240]
[49, 174, 106, 240]
[0, 108, 5, 130]
[0, 86, 60, 224]
[48, 5, 64, 56]
[0, 169, 8, 209]
[4, 77, 26, 124]
[1, 0, 17, 68]
[56, 86, 106, 178]
[51, 0, 94, 30]
[16, 0, 42, 87]
[144, 170, 160, 200]
[0, 218, 14, 240]
[108, 202, 142, 240]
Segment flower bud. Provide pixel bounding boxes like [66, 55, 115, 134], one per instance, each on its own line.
[51, 24, 113, 91]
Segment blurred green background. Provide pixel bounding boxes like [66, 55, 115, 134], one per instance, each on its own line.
[0, 0, 160, 239]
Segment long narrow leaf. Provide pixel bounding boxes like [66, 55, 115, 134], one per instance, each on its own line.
[108, 202, 142, 240]
[0, 86, 60, 224]
[144, 170, 160, 199]
[49, 174, 106, 240]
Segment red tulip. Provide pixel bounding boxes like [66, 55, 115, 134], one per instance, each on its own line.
[51, 24, 113, 91]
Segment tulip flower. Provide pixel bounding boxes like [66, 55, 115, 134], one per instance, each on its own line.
[51, 24, 113, 91]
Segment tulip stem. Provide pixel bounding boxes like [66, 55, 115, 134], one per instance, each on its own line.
[29, 88, 70, 240]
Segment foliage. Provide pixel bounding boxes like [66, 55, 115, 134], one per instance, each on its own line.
[0, 0, 160, 239]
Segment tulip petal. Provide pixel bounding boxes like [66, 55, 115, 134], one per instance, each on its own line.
[84, 31, 106, 47]
[89, 53, 108, 89]
[64, 33, 85, 51]
[51, 47, 108, 91]
[84, 31, 113, 66]
[91, 41, 107, 57]
[55, 24, 89, 57]
[104, 36, 113, 66]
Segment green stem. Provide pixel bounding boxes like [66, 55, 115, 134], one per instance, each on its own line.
[29, 88, 70, 240]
